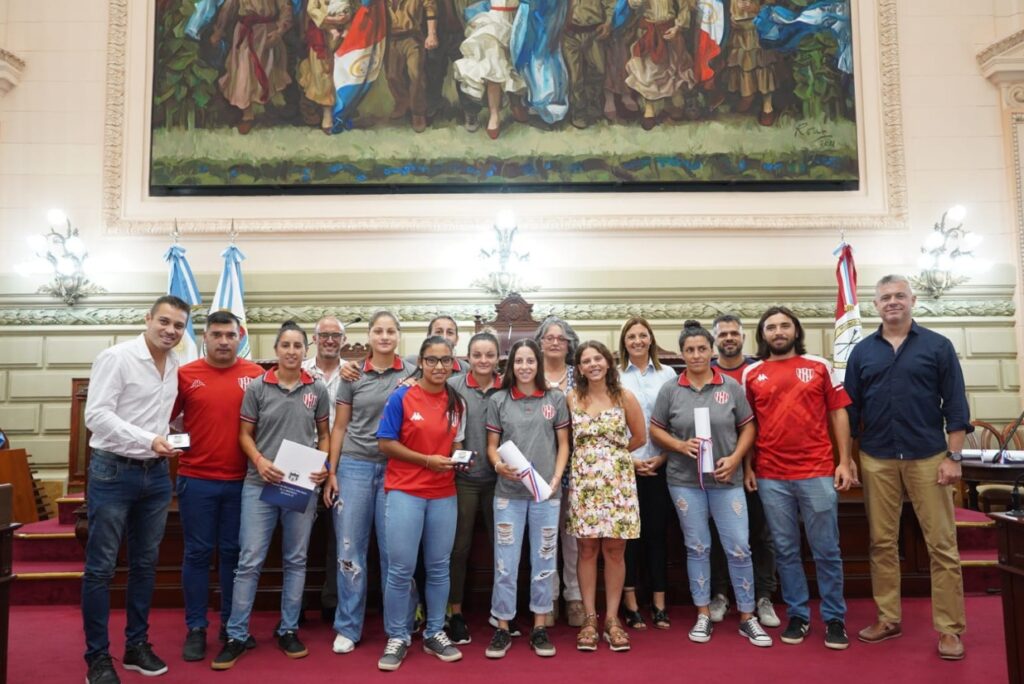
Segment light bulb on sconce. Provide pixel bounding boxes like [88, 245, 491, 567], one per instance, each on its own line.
[910, 205, 986, 299]
[14, 210, 106, 306]
[472, 211, 539, 299]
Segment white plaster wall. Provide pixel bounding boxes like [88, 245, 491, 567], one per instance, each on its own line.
[0, 0, 1018, 281]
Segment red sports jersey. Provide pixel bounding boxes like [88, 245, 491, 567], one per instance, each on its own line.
[742, 355, 851, 480]
[377, 384, 465, 499]
[174, 358, 265, 480]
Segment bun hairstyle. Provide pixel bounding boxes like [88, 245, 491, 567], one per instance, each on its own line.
[418, 335, 464, 425]
[678, 319, 714, 351]
[468, 331, 500, 355]
[274, 319, 308, 348]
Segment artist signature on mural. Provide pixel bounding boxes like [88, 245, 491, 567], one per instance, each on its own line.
[794, 121, 837, 150]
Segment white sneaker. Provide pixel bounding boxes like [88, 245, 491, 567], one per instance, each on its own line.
[756, 597, 781, 628]
[332, 633, 355, 654]
[708, 594, 729, 623]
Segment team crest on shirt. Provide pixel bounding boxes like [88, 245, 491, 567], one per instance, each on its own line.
[542, 404, 556, 420]
[714, 391, 729, 405]
[237, 376, 254, 392]
[796, 368, 815, 383]
[302, 392, 317, 409]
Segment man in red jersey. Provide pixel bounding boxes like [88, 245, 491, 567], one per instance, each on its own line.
[173, 311, 264, 662]
[741, 306, 855, 652]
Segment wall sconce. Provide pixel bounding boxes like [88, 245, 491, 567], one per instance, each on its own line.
[471, 210, 539, 299]
[14, 210, 106, 306]
[910, 205, 988, 299]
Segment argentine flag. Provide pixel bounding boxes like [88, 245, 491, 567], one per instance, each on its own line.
[210, 245, 251, 360]
[163, 245, 201, 363]
[332, 0, 387, 133]
[832, 241, 861, 383]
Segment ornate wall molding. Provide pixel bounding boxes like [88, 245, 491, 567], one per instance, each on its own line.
[101, 0, 908, 235]
[0, 48, 26, 96]
[0, 299, 1012, 327]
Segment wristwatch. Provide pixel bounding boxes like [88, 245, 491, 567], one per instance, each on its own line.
[946, 450, 963, 462]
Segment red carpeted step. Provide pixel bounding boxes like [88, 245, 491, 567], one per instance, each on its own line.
[959, 547, 1000, 594]
[56, 495, 84, 526]
[13, 518, 83, 563]
[12, 560, 83, 605]
[954, 507, 998, 551]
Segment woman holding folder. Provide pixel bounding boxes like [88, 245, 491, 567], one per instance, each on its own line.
[648, 321, 770, 648]
[484, 338, 570, 659]
[213, 321, 331, 670]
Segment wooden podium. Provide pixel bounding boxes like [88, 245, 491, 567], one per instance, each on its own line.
[991, 512, 1024, 684]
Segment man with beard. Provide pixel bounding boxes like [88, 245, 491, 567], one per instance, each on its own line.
[302, 316, 349, 621]
[845, 275, 969, 661]
[707, 315, 779, 629]
[742, 306, 855, 651]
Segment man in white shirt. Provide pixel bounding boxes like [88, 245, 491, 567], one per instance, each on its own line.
[302, 315, 348, 621]
[82, 296, 190, 684]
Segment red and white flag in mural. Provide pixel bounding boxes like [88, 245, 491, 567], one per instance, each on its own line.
[832, 241, 862, 383]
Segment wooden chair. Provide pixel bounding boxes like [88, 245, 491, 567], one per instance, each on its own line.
[976, 419, 1016, 512]
[474, 293, 542, 358]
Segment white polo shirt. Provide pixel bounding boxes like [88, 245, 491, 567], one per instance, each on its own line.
[85, 334, 179, 460]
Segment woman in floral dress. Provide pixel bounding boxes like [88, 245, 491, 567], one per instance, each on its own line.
[566, 341, 646, 652]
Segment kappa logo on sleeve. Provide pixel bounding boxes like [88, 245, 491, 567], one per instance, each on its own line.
[796, 368, 815, 383]
[302, 392, 317, 409]
[189, 379, 206, 391]
[542, 404, 556, 420]
[714, 391, 730, 405]
[237, 376, 254, 392]
[411, 411, 424, 421]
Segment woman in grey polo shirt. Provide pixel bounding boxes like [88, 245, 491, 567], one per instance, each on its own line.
[649, 321, 771, 649]
[322, 311, 417, 654]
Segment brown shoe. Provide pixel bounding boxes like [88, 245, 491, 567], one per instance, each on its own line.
[938, 633, 964, 660]
[411, 115, 427, 133]
[858, 621, 902, 644]
[566, 600, 586, 628]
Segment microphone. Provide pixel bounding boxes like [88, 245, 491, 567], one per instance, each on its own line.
[992, 405, 1024, 464]
[345, 316, 363, 329]
[1008, 474, 1024, 518]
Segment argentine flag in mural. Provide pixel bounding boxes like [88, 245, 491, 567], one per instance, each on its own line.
[163, 245, 201, 363]
[755, 1, 852, 74]
[210, 244, 251, 360]
[332, 0, 387, 133]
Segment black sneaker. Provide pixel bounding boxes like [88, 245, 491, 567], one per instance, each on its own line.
[218, 625, 257, 649]
[422, 631, 462, 662]
[211, 639, 247, 671]
[825, 619, 850, 650]
[485, 628, 513, 658]
[738, 617, 773, 647]
[277, 630, 309, 659]
[183, 627, 206, 662]
[488, 614, 523, 637]
[123, 642, 168, 676]
[529, 627, 556, 657]
[781, 617, 810, 645]
[378, 638, 409, 671]
[87, 654, 121, 684]
[446, 612, 471, 645]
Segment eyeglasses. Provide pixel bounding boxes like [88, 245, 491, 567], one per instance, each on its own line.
[316, 333, 345, 341]
[541, 335, 568, 345]
[423, 355, 455, 367]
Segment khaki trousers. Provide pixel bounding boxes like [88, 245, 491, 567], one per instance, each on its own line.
[860, 451, 966, 634]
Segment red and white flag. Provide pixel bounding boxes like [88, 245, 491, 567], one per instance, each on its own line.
[832, 242, 862, 383]
[695, 0, 725, 84]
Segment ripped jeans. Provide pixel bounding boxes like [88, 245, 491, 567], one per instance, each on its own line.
[491, 495, 561, 620]
[669, 485, 755, 614]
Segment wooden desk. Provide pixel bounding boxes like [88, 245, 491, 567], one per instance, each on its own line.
[990, 512, 1024, 684]
[963, 461, 1024, 510]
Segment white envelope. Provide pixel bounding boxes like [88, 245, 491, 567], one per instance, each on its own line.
[273, 439, 328, 491]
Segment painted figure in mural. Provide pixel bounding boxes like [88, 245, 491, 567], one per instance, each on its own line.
[510, 0, 570, 126]
[427, 0, 483, 129]
[210, 0, 295, 134]
[562, 0, 614, 129]
[624, 0, 696, 130]
[385, 0, 440, 133]
[454, 0, 529, 139]
[602, 1, 642, 123]
[719, 0, 780, 126]
[298, 0, 353, 133]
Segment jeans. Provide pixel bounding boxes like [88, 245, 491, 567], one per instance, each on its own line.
[670, 485, 755, 613]
[492, 496, 561, 620]
[383, 490, 457, 642]
[82, 450, 171, 662]
[449, 477, 495, 606]
[332, 458, 414, 642]
[177, 475, 243, 630]
[710, 487, 777, 599]
[625, 465, 670, 593]
[226, 481, 317, 641]
[757, 477, 846, 623]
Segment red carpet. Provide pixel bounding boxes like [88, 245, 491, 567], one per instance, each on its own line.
[12, 596, 1005, 683]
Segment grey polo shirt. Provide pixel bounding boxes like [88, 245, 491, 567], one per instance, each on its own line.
[486, 387, 570, 500]
[240, 368, 331, 487]
[650, 370, 754, 489]
[448, 372, 504, 482]
[336, 356, 417, 463]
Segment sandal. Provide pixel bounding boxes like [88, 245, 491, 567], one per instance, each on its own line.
[604, 618, 631, 652]
[623, 608, 647, 630]
[652, 606, 671, 630]
[576, 614, 599, 652]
